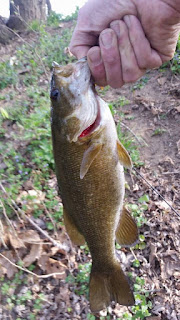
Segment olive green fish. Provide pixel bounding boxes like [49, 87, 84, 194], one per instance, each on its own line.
[50, 58, 138, 312]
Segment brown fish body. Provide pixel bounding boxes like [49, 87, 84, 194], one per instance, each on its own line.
[50, 59, 138, 311]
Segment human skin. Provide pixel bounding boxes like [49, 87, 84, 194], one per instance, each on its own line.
[70, 0, 180, 88]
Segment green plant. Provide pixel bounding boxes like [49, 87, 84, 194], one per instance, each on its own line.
[152, 128, 166, 136]
[127, 195, 149, 228]
[66, 262, 91, 297]
[131, 76, 149, 91]
[28, 20, 43, 31]
[117, 124, 143, 166]
[47, 11, 64, 27]
[160, 35, 180, 73]
[0, 61, 18, 89]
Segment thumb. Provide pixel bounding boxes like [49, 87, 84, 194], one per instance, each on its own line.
[70, 30, 98, 59]
[69, 44, 90, 60]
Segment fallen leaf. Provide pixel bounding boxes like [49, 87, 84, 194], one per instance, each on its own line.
[23, 243, 42, 267]
[38, 255, 67, 279]
[19, 229, 41, 244]
[9, 232, 25, 250]
[0, 251, 17, 278]
[157, 76, 167, 86]
[174, 106, 180, 113]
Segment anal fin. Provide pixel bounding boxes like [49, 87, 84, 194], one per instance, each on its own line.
[63, 207, 85, 246]
[116, 206, 138, 247]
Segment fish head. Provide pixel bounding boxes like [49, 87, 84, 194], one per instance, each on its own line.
[50, 59, 100, 142]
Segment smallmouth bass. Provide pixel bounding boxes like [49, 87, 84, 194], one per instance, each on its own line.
[50, 58, 138, 312]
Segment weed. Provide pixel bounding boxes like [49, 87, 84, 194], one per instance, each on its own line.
[47, 7, 79, 27]
[117, 124, 143, 166]
[66, 262, 91, 297]
[28, 20, 43, 31]
[127, 195, 149, 228]
[47, 11, 64, 27]
[0, 61, 18, 89]
[0, 107, 9, 119]
[152, 128, 166, 136]
[131, 76, 149, 91]
[161, 35, 180, 74]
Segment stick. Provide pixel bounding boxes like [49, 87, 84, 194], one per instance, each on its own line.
[132, 168, 180, 218]
[121, 122, 146, 146]
[0, 253, 65, 279]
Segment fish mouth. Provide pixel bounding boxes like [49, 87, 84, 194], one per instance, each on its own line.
[78, 99, 101, 140]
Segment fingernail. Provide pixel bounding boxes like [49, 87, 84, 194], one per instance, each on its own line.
[101, 30, 113, 48]
[110, 21, 120, 38]
[88, 49, 101, 65]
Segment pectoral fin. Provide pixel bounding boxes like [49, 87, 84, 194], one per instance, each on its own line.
[116, 206, 138, 247]
[117, 140, 132, 169]
[80, 142, 102, 179]
[63, 207, 85, 245]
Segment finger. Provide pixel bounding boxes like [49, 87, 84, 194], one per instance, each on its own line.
[99, 29, 124, 88]
[123, 15, 162, 69]
[70, 29, 97, 59]
[87, 47, 107, 87]
[110, 20, 145, 83]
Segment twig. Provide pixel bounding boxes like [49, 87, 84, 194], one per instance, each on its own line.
[161, 171, 180, 175]
[42, 203, 58, 238]
[121, 122, 146, 146]
[0, 183, 68, 253]
[0, 220, 8, 249]
[6, 26, 49, 80]
[0, 253, 65, 279]
[0, 199, 24, 247]
[132, 168, 180, 218]
[130, 248, 137, 260]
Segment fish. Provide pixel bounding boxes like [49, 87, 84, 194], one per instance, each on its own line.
[50, 58, 138, 312]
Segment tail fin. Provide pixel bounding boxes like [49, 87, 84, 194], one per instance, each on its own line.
[89, 262, 134, 312]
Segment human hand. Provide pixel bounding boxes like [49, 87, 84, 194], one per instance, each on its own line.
[70, 0, 180, 88]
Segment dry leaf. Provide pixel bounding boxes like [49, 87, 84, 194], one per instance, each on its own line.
[19, 229, 41, 244]
[157, 77, 167, 86]
[38, 254, 49, 271]
[154, 200, 172, 213]
[38, 255, 67, 279]
[9, 233, 25, 249]
[0, 251, 17, 278]
[23, 243, 42, 267]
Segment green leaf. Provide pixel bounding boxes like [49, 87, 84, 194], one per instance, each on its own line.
[138, 194, 149, 203]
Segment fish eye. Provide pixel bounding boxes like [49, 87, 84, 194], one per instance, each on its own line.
[50, 88, 60, 100]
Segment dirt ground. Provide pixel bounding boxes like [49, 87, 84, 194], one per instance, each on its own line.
[0, 26, 180, 320]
